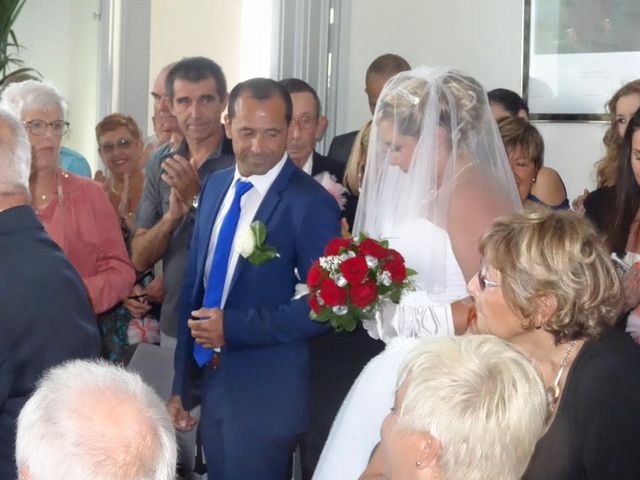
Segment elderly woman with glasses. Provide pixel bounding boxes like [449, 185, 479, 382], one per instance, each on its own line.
[467, 209, 640, 479]
[0, 81, 135, 328]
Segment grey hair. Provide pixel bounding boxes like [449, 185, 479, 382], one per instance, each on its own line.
[16, 359, 177, 480]
[396, 336, 546, 480]
[0, 79, 67, 119]
[0, 108, 32, 196]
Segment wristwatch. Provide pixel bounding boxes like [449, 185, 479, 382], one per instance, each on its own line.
[191, 193, 200, 211]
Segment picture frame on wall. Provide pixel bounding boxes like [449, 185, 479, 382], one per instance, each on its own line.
[522, 0, 640, 121]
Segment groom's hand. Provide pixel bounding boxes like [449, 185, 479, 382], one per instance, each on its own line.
[167, 395, 197, 432]
[188, 307, 225, 348]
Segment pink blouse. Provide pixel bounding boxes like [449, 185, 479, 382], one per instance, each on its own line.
[36, 171, 136, 314]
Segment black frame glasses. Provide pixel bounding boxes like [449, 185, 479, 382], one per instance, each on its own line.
[23, 120, 69, 136]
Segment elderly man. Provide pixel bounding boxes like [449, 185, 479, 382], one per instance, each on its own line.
[168, 78, 341, 479]
[0, 108, 100, 478]
[16, 359, 177, 480]
[132, 57, 235, 348]
[278, 78, 342, 176]
[328, 53, 411, 163]
[147, 62, 183, 151]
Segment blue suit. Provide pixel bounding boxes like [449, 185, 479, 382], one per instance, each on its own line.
[173, 159, 341, 479]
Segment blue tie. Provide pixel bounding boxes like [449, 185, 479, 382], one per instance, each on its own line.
[193, 179, 254, 367]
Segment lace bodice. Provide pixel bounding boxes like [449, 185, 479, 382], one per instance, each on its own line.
[363, 218, 468, 343]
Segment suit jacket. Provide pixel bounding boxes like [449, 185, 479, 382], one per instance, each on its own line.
[0, 206, 100, 477]
[173, 158, 341, 436]
[327, 130, 358, 164]
[311, 151, 345, 179]
[310, 151, 358, 229]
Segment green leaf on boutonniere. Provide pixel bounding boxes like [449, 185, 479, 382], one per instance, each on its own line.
[246, 221, 279, 265]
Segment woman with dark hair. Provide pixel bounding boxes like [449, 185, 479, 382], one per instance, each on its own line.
[585, 108, 640, 334]
[488, 88, 529, 120]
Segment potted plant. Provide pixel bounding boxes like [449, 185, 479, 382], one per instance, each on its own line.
[0, 0, 39, 88]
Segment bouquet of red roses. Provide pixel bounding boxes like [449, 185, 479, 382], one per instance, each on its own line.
[307, 235, 416, 332]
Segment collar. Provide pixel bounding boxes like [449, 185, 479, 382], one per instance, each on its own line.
[301, 152, 314, 175]
[232, 153, 288, 196]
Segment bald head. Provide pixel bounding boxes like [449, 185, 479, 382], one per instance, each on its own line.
[151, 62, 179, 143]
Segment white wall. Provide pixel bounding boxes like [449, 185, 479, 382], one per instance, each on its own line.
[147, 0, 244, 130]
[12, 0, 101, 171]
[338, 0, 606, 200]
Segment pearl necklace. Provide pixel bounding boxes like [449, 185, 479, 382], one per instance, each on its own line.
[546, 340, 577, 415]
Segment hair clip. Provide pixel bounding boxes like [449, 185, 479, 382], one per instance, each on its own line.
[397, 88, 420, 105]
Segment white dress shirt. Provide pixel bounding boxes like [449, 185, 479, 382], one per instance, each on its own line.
[301, 153, 314, 175]
[203, 154, 287, 307]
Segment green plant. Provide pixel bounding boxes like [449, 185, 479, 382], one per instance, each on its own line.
[0, 0, 38, 86]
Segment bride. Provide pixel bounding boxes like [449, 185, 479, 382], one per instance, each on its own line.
[313, 66, 521, 479]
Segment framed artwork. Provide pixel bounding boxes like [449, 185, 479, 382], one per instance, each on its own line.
[522, 0, 640, 121]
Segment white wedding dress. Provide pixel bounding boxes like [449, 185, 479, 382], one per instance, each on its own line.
[313, 218, 468, 480]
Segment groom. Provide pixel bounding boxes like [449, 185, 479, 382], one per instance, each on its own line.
[168, 78, 341, 479]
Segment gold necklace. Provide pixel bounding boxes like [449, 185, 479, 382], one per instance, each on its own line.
[546, 340, 577, 414]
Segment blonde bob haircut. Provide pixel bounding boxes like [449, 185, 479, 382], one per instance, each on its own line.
[480, 209, 623, 343]
[396, 335, 546, 480]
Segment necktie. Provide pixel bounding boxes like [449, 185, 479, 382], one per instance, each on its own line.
[193, 179, 254, 366]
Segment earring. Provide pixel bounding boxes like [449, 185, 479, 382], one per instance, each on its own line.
[532, 177, 537, 183]
[415, 460, 423, 468]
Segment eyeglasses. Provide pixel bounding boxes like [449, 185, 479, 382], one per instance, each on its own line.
[290, 114, 317, 131]
[23, 120, 69, 136]
[478, 267, 500, 291]
[100, 138, 135, 154]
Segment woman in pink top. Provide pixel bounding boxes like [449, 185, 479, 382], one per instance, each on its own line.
[0, 80, 135, 321]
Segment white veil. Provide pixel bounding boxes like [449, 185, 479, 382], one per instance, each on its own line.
[353, 66, 521, 294]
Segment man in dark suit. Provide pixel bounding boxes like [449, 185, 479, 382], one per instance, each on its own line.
[277, 79, 385, 479]
[327, 53, 411, 164]
[279, 78, 344, 178]
[0, 109, 100, 478]
[168, 78, 341, 479]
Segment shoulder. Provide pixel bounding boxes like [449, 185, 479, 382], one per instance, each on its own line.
[331, 130, 358, 146]
[200, 165, 235, 195]
[313, 152, 345, 178]
[531, 167, 568, 206]
[571, 330, 640, 400]
[61, 171, 102, 193]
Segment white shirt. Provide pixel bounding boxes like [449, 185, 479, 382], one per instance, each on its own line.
[203, 154, 287, 307]
[301, 153, 314, 175]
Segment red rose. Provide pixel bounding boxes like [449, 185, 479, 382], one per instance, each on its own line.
[324, 237, 353, 256]
[339, 256, 369, 284]
[387, 249, 404, 263]
[320, 279, 348, 306]
[307, 260, 323, 289]
[309, 293, 322, 314]
[350, 280, 378, 308]
[358, 238, 390, 259]
[383, 256, 407, 284]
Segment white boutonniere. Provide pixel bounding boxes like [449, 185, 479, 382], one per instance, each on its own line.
[236, 221, 280, 265]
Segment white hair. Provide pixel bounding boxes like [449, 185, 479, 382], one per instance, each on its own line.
[0, 108, 32, 196]
[0, 79, 67, 119]
[16, 359, 177, 480]
[397, 335, 547, 480]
